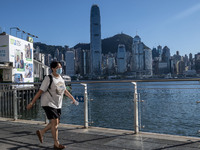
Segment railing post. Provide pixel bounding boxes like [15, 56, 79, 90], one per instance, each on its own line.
[81, 83, 88, 128]
[132, 82, 139, 134]
[13, 87, 18, 120]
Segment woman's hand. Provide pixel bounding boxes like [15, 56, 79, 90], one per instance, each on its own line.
[72, 100, 79, 106]
[26, 102, 33, 110]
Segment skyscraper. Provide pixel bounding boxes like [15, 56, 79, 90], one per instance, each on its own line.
[131, 35, 152, 77]
[131, 35, 144, 73]
[65, 49, 75, 76]
[90, 5, 102, 76]
[117, 44, 127, 73]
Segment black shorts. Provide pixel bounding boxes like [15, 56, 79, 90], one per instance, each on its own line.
[42, 106, 61, 120]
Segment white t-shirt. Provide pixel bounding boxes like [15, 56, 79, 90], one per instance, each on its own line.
[40, 74, 66, 109]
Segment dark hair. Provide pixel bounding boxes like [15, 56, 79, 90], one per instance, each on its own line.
[50, 61, 61, 70]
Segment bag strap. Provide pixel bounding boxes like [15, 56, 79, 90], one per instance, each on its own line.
[47, 75, 53, 97]
[48, 75, 53, 89]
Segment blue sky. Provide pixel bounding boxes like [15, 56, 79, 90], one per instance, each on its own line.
[1, 0, 200, 56]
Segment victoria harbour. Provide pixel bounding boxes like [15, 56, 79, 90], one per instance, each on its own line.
[30, 80, 200, 137]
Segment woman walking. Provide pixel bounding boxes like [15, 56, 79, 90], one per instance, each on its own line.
[27, 61, 78, 149]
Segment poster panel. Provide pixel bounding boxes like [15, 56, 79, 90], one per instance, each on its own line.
[9, 35, 33, 83]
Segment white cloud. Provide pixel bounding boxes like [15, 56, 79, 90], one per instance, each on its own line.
[165, 3, 200, 24]
[174, 3, 200, 20]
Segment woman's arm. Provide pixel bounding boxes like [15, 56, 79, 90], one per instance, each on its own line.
[26, 89, 44, 110]
[64, 89, 76, 103]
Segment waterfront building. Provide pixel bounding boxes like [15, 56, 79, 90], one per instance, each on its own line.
[90, 4, 102, 76]
[184, 54, 189, 66]
[117, 44, 127, 73]
[59, 51, 64, 61]
[131, 35, 143, 73]
[195, 53, 200, 74]
[177, 60, 185, 75]
[158, 62, 168, 75]
[54, 48, 59, 61]
[189, 53, 195, 70]
[161, 46, 171, 73]
[65, 49, 75, 76]
[189, 53, 193, 63]
[162, 46, 170, 63]
[107, 56, 116, 75]
[131, 35, 152, 78]
[144, 48, 153, 76]
[152, 47, 159, 60]
[45, 54, 52, 66]
[33, 46, 40, 61]
[75, 48, 84, 76]
[102, 54, 107, 74]
[172, 51, 181, 74]
[33, 59, 49, 82]
[157, 45, 162, 61]
[83, 49, 90, 76]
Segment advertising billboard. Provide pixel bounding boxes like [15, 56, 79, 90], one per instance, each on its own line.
[0, 35, 33, 83]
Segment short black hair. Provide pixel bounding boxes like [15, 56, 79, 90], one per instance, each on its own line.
[50, 61, 61, 70]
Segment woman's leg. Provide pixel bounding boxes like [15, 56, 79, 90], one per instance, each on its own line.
[40, 122, 52, 136]
[51, 118, 60, 146]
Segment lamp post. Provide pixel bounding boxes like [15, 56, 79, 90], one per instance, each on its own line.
[21, 31, 26, 39]
[10, 27, 39, 41]
[16, 30, 21, 38]
[10, 27, 20, 36]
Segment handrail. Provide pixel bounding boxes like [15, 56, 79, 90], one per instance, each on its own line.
[1, 79, 200, 135]
[0, 78, 200, 85]
[69, 78, 200, 84]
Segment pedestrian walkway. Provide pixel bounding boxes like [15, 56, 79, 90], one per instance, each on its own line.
[0, 117, 200, 150]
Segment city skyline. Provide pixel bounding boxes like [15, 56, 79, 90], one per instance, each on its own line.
[1, 0, 200, 56]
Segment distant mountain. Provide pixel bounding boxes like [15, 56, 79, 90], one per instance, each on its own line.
[33, 42, 67, 56]
[34, 33, 150, 55]
[74, 33, 133, 54]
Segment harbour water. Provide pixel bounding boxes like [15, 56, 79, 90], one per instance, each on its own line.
[33, 81, 200, 137]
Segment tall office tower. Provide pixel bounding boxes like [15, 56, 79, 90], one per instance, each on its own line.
[177, 60, 185, 75]
[107, 56, 116, 74]
[117, 44, 127, 73]
[54, 48, 59, 61]
[184, 54, 189, 66]
[162, 46, 171, 71]
[152, 47, 159, 60]
[90, 4, 102, 76]
[59, 52, 63, 61]
[83, 49, 90, 75]
[65, 49, 75, 76]
[157, 45, 162, 61]
[75, 48, 84, 75]
[45, 54, 52, 66]
[131, 35, 144, 73]
[162, 46, 170, 62]
[189, 53, 193, 62]
[144, 48, 153, 76]
[195, 53, 200, 74]
[131, 35, 152, 77]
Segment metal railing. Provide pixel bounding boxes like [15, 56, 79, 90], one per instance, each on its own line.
[1, 78, 200, 136]
[0, 83, 40, 120]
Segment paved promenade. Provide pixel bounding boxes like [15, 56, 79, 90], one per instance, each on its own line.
[0, 117, 200, 150]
